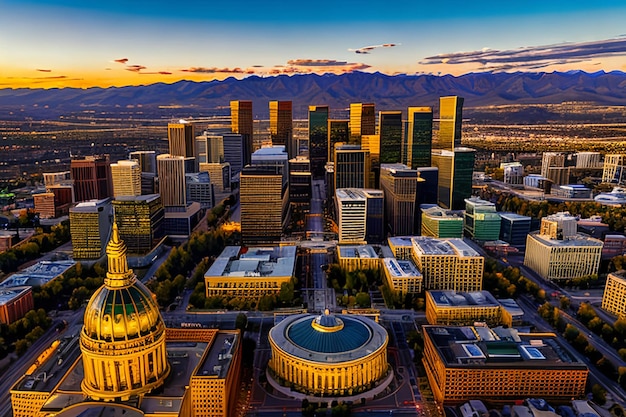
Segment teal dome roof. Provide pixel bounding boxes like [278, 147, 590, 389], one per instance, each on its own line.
[287, 315, 371, 353]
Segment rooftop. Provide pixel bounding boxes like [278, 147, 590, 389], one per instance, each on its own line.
[383, 258, 421, 277]
[412, 237, 480, 257]
[424, 325, 587, 369]
[388, 236, 415, 248]
[421, 204, 464, 219]
[196, 332, 238, 379]
[337, 245, 378, 259]
[428, 290, 499, 308]
[499, 212, 532, 221]
[205, 246, 297, 278]
[113, 194, 160, 203]
[0, 260, 76, 288]
[70, 198, 112, 212]
[530, 232, 604, 247]
[0, 286, 31, 306]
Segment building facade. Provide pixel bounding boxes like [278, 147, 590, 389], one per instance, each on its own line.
[230, 100, 253, 166]
[111, 160, 142, 197]
[425, 290, 505, 326]
[309, 105, 330, 179]
[157, 154, 188, 208]
[421, 204, 464, 238]
[204, 246, 296, 300]
[168, 121, 195, 160]
[602, 271, 626, 319]
[382, 257, 423, 296]
[349, 102, 376, 144]
[0, 287, 34, 325]
[438, 96, 463, 151]
[113, 194, 165, 255]
[411, 237, 484, 292]
[463, 197, 501, 241]
[404, 107, 433, 168]
[432, 148, 475, 210]
[268, 311, 390, 397]
[70, 155, 112, 202]
[380, 164, 422, 236]
[269, 101, 294, 157]
[69, 198, 112, 260]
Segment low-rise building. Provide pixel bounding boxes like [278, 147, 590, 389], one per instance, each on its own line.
[425, 290, 505, 327]
[602, 271, 626, 319]
[0, 287, 34, 324]
[463, 197, 501, 241]
[422, 325, 588, 405]
[499, 213, 532, 247]
[0, 260, 76, 288]
[204, 246, 296, 300]
[411, 237, 484, 292]
[382, 257, 422, 296]
[336, 245, 380, 271]
[421, 204, 464, 238]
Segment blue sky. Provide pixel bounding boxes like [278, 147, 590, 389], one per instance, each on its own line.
[2, 0, 626, 87]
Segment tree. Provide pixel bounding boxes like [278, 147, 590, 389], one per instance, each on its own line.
[235, 313, 248, 331]
[591, 383, 607, 405]
[559, 296, 571, 310]
[279, 281, 295, 304]
[355, 292, 370, 308]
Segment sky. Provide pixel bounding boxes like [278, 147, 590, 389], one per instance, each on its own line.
[2, 0, 626, 89]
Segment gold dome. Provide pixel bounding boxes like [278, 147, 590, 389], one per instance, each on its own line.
[80, 223, 170, 401]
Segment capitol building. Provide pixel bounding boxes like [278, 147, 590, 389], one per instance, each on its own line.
[12, 224, 241, 417]
[268, 310, 391, 399]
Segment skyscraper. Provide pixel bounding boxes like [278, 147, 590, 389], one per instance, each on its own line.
[69, 198, 113, 260]
[168, 121, 195, 159]
[432, 148, 475, 210]
[308, 105, 329, 179]
[334, 144, 369, 190]
[110, 160, 142, 197]
[240, 165, 287, 245]
[156, 154, 187, 209]
[405, 107, 433, 168]
[70, 155, 112, 202]
[112, 194, 165, 255]
[362, 134, 381, 188]
[327, 119, 349, 162]
[438, 96, 463, 151]
[379, 163, 423, 236]
[222, 133, 244, 177]
[195, 132, 223, 164]
[349, 103, 375, 144]
[379, 111, 403, 164]
[269, 100, 294, 157]
[129, 150, 157, 194]
[230, 100, 253, 166]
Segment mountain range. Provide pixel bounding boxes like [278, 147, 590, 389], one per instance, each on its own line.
[1, 71, 626, 119]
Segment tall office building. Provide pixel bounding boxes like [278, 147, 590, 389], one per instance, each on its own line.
[43, 171, 71, 188]
[432, 148, 475, 210]
[349, 103, 375, 144]
[379, 163, 423, 236]
[199, 162, 231, 193]
[195, 132, 223, 164]
[112, 194, 165, 255]
[69, 198, 113, 260]
[269, 101, 294, 157]
[186, 171, 215, 210]
[156, 154, 187, 209]
[130, 150, 157, 194]
[70, 155, 112, 202]
[362, 134, 381, 188]
[230, 100, 253, 166]
[308, 105, 329, 179]
[463, 197, 501, 241]
[334, 189, 384, 244]
[289, 156, 312, 209]
[251, 145, 289, 187]
[379, 111, 403, 164]
[222, 133, 244, 177]
[240, 165, 287, 245]
[602, 271, 626, 319]
[334, 144, 369, 190]
[602, 154, 625, 184]
[499, 212, 532, 247]
[168, 121, 195, 159]
[438, 96, 463, 151]
[327, 119, 350, 162]
[110, 160, 142, 197]
[405, 107, 433, 168]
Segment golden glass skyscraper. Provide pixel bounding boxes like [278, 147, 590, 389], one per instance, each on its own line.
[168, 121, 195, 158]
[439, 96, 463, 151]
[349, 102, 375, 144]
[269, 100, 293, 157]
[230, 100, 254, 166]
[110, 159, 142, 197]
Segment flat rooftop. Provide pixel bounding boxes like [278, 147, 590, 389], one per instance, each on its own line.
[0, 260, 76, 288]
[337, 245, 378, 259]
[499, 212, 532, 221]
[421, 205, 464, 219]
[413, 237, 480, 257]
[388, 236, 415, 248]
[424, 325, 587, 369]
[383, 258, 421, 277]
[336, 188, 367, 201]
[205, 246, 296, 278]
[196, 332, 237, 379]
[531, 233, 604, 248]
[0, 286, 30, 306]
[428, 290, 499, 308]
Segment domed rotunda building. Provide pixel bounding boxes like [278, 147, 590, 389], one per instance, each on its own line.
[80, 223, 170, 401]
[268, 310, 390, 398]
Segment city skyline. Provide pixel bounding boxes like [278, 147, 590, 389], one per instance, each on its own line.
[2, 1, 626, 88]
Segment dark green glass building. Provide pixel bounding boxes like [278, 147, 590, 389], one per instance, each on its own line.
[309, 105, 329, 179]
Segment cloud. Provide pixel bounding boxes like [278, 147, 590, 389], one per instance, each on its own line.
[288, 59, 349, 67]
[10, 75, 68, 80]
[138, 71, 173, 75]
[348, 43, 400, 54]
[114, 58, 129, 64]
[180, 67, 245, 74]
[36, 69, 52, 73]
[420, 36, 626, 72]
[125, 65, 147, 72]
